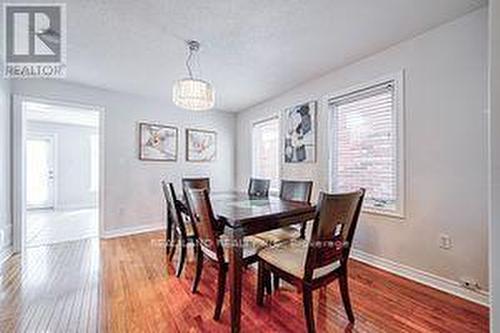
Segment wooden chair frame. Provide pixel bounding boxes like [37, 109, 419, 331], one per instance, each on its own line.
[272, 180, 314, 290]
[162, 181, 196, 277]
[182, 177, 210, 192]
[185, 188, 271, 321]
[248, 178, 271, 197]
[257, 189, 365, 333]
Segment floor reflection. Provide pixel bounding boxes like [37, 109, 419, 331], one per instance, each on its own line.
[0, 238, 100, 331]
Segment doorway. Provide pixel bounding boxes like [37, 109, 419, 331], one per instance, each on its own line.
[13, 96, 104, 250]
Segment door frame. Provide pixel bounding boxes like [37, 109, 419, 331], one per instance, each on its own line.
[12, 94, 106, 253]
[26, 132, 57, 210]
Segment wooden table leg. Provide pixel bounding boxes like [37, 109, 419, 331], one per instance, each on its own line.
[228, 228, 243, 333]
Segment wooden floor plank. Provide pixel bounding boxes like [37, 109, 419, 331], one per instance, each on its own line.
[0, 231, 489, 332]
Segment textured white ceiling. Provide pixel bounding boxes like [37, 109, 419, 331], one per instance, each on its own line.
[3, 0, 486, 111]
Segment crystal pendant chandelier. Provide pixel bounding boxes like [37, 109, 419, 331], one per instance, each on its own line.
[173, 40, 215, 111]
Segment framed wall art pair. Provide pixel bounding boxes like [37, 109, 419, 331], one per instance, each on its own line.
[138, 123, 216, 162]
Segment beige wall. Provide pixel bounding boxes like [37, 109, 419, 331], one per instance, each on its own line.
[489, 0, 500, 329]
[237, 9, 489, 293]
[11, 80, 236, 236]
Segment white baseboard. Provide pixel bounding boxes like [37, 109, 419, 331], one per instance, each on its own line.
[102, 223, 164, 239]
[351, 248, 489, 307]
[0, 246, 14, 265]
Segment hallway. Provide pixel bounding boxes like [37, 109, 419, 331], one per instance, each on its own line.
[26, 208, 98, 247]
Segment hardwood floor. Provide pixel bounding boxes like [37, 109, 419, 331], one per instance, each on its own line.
[0, 239, 100, 332]
[26, 208, 98, 247]
[0, 231, 489, 332]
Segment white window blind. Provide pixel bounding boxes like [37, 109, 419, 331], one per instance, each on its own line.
[330, 81, 402, 215]
[252, 117, 279, 189]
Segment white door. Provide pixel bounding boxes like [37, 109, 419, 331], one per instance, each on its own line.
[27, 135, 56, 209]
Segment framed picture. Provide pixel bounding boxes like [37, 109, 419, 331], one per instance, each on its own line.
[186, 128, 217, 162]
[283, 100, 317, 163]
[139, 122, 178, 161]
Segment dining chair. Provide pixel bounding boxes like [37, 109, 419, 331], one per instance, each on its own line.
[254, 180, 313, 245]
[256, 189, 365, 333]
[182, 177, 210, 192]
[163, 180, 176, 255]
[248, 178, 271, 197]
[184, 188, 270, 320]
[254, 180, 313, 290]
[161, 181, 196, 277]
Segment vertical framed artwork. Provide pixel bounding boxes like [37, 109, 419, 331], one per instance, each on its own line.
[186, 128, 217, 162]
[283, 101, 317, 163]
[139, 122, 178, 161]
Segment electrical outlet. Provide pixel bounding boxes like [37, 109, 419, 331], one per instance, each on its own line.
[439, 234, 452, 250]
[460, 278, 480, 291]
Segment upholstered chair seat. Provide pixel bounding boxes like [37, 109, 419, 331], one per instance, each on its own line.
[200, 234, 268, 263]
[254, 226, 301, 244]
[258, 239, 341, 279]
[254, 180, 313, 246]
[183, 221, 195, 237]
[255, 220, 313, 245]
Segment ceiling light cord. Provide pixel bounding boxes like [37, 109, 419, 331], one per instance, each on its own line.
[185, 40, 200, 79]
[186, 48, 194, 79]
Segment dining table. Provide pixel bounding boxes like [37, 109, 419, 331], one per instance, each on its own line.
[210, 192, 316, 333]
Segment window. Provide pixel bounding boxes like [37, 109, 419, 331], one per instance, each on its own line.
[329, 78, 404, 216]
[90, 134, 99, 192]
[252, 117, 280, 189]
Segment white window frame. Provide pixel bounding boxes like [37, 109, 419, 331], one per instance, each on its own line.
[327, 71, 405, 219]
[251, 115, 281, 191]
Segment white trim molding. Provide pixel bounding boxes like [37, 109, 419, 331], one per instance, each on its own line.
[351, 248, 489, 306]
[12, 95, 106, 254]
[327, 71, 406, 219]
[102, 223, 164, 239]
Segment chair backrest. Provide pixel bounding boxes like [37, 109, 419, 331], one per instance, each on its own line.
[280, 180, 313, 203]
[304, 189, 365, 281]
[248, 178, 270, 197]
[161, 181, 189, 237]
[184, 188, 224, 263]
[182, 177, 210, 193]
